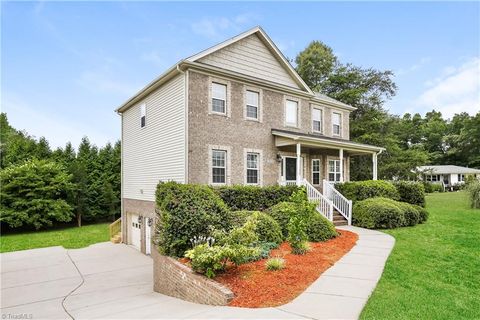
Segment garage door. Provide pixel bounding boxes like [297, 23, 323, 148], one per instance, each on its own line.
[130, 214, 141, 250]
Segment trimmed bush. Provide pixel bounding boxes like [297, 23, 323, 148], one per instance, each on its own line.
[393, 181, 426, 207]
[353, 197, 406, 229]
[306, 214, 338, 242]
[353, 197, 430, 229]
[231, 210, 256, 227]
[214, 185, 299, 211]
[423, 182, 443, 193]
[266, 202, 297, 237]
[155, 181, 233, 257]
[247, 212, 283, 245]
[336, 180, 400, 203]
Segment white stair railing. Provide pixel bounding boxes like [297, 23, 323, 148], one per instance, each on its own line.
[323, 180, 352, 225]
[302, 179, 333, 221]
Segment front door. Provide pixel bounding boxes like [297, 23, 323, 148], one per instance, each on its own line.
[285, 157, 297, 182]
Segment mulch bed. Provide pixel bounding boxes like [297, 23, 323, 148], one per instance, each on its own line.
[215, 230, 358, 308]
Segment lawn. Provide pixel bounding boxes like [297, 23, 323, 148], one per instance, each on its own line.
[361, 191, 480, 320]
[0, 223, 110, 253]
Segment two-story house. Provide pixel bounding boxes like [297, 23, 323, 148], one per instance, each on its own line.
[116, 26, 384, 254]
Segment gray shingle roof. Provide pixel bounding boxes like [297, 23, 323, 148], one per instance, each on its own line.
[417, 165, 480, 174]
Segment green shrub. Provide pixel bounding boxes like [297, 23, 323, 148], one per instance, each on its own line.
[395, 201, 420, 226]
[423, 182, 443, 193]
[306, 213, 338, 242]
[216, 219, 258, 247]
[231, 210, 256, 227]
[353, 197, 406, 229]
[336, 180, 400, 203]
[247, 212, 283, 245]
[414, 205, 429, 223]
[287, 188, 312, 254]
[257, 242, 279, 259]
[185, 243, 259, 278]
[213, 185, 299, 211]
[155, 181, 233, 257]
[266, 202, 297, 237]
[0, 159, 74, 230]
[265, 257, 285, 271]
[393, 181, 426, 207]
[291, 241, 311, 255]
[467, 181, 480, 209]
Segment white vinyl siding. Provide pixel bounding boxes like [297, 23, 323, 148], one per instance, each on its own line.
[285, 100, 298, 127]
[122, 74, 186, 201]
[198, 34, 301, 89]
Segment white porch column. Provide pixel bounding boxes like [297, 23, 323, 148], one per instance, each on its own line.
[339, 148, 344, 182]
[296, 143, 301, 185]
[373, 153, 378, 180]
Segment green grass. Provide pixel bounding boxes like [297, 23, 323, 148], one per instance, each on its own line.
[361, 191, 480, 320]
[0, 223, 110, 253]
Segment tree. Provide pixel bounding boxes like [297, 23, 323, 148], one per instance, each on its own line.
[68, 160, 89, 227]
[0, 159, 74, 229]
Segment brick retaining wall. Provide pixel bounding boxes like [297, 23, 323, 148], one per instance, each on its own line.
[152, 248, 234, 306]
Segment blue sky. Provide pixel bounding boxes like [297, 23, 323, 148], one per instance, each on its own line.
[2, 1, 479, 149]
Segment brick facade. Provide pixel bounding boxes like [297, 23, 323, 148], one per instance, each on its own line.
[152, 248, 234, 306]
[187, 70, 351, 186]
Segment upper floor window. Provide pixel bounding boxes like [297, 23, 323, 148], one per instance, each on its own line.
[285, 100, 298, 127]
[212, 150, 226, 184]
[246, 90, 259, 120]
[212, 83, 227, 114]
[140, 104, 146, 128]
[332, 112, 342, 136]
[312, 108, 323, 133]
[246, 152, 259, 184]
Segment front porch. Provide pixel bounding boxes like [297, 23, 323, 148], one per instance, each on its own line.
[272, 129, 385, 226]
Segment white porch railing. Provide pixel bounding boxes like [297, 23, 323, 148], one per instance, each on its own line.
[303, 179, 333, 221]
[323, 180, 352, 225]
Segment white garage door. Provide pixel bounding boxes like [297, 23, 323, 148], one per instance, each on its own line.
[130, 214, 141, 250]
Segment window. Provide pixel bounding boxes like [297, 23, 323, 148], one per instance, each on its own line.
[212, 83, 227, 114]
[140, 104, 146, 128]
[212, 150, 226, 183]
[328, 159, 341, 182]
[332, 112, 341, 136]
[426, 174, 440, 182]
[312, 159, 321, 185]
[246, 152, 259, 184]
[246, 90, 259, 120]
[285, 100, 298, 126]
[312, 108, 322, 132]
[458, 174, 465, 182]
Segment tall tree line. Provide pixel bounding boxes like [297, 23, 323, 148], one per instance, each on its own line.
[294, 41, 479, 180]
[0, 113, 120, 229]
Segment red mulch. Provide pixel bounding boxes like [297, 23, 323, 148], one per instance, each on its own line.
[215, 230, 358, 308]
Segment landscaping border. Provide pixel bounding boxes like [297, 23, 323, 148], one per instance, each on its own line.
[152, 247, 234, 306]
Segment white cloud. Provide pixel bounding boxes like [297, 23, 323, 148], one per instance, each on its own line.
[191, 13, 259, 39]
[414, 58, 480, 118]
[396, 57, 431, 76]
[2, 93, 117, 149]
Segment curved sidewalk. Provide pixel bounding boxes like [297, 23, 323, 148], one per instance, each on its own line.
[0, 226, 394, 320]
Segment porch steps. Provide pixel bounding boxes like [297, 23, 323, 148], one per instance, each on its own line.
[110, 232, 122, 244]
[333, 211, 348, 226]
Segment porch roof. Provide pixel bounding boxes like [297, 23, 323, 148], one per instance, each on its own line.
[272, 129, 385, 155]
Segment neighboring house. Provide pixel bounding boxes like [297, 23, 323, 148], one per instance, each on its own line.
[417, 165, 480, 190]
[116, 26, 384, 254]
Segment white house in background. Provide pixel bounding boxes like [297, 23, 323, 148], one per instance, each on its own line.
[417, 165, 480, 189]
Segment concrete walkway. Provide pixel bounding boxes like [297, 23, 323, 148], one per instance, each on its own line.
[0, 226, 394, 320]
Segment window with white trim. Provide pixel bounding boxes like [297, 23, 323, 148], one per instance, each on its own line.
[246, 152, 259, 184]
[328, 159, 341, 182]
[246, 90, 259, 120]
[212, 150, 226, 183]
[212, 83, 227, 114]
[312, 159, 321, 185]
[312, 108, 322, 132]
[426, 174, 440, 182]
[332, 112, 341, 136]
[285, 100, 298, 126]
[458, 174, 465, 182]
[140, 104, 146, 128]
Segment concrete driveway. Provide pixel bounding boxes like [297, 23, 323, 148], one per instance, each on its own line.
[1, 226, 394, 320]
